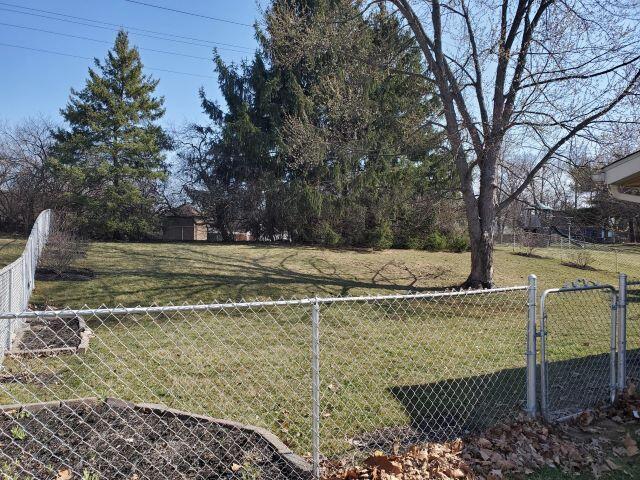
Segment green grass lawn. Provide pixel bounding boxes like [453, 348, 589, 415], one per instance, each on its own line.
[0, 237, 25, 269]
[3, 287, 532, 457]
[30, 241, 625, 308]
[510, 242, 640, 279]
[1, 241, 637, 469]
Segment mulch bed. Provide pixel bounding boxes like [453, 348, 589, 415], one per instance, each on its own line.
[35, 267, 95, 282]
[560, 262, 598, 271]
[0, 400, 311, 480]
[14, 317, 82, 351]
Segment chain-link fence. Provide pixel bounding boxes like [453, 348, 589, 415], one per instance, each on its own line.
[540, 283, 617, 420]
[0, 286, 533, 479]
[0, 224, 638, 480]
[0, 210, 51, 359]
[626, 276, 640, 385]
[497, 230, 640, 275]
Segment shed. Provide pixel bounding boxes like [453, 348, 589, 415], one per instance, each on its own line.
[162, 204, 208, 241]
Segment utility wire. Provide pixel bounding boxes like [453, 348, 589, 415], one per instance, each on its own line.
[0, 3, 254, 52]
[124, 0, 253, 27]
[0, 42, 215, 79]
[0, 1, 251, 49]
[0, 22, 218, 60]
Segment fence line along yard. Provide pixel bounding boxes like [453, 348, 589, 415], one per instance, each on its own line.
[0, 275, 635, 480]
[0, 209, 51, 359]
[0, 285, 533, 479]
[497, 229, 640, 274]
[0, 212, 638, 479]
[3, 276, 635, 480]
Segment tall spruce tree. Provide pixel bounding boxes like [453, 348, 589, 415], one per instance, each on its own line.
[52, 31, 169, 240]
[181, 0, 456, 248]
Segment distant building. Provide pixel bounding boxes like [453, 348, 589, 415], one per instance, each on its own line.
[162, 204, 208, 242]
[207, 229, 255, 242]
[521, 204, 554, 232]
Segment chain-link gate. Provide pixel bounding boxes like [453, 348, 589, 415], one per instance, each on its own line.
[540, 283, 618, 420]
[626, 276, 640, 385]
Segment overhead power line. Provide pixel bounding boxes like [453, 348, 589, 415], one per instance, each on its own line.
[0, 2, 254, 52]
[124, 0, 254, 27]
[0, 22, 217, 60]
[0, 42, 215, 79]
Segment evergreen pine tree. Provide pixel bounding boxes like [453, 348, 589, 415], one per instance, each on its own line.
[52, 31, 169, 240]
[181, 0, 455, 248]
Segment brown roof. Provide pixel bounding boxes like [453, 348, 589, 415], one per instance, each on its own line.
[168, 204, 202, 218]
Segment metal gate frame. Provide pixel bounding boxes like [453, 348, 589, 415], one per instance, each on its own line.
[539, 282, 618, 420]
[625, 276, 640, 388]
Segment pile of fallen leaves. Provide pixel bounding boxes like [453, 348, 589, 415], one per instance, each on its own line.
[323, 386, 640, 479]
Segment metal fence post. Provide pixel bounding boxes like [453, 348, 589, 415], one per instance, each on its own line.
[539, 290, 550, 420]
[6, 269, 12, 350]
[618, 273, 628, 392]
[311, 300, 321, 480]
[610, 291, 618, 403]
[22, 255, 27, 308]
[526, 274, 537, 417]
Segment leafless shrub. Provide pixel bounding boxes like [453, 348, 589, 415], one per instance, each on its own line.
[565, 249, 596, 271]
[39, 213, 87, 277]
[521, 232, 542, 257]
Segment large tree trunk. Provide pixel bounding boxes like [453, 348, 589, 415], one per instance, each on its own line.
[463, 149, 498, 288]
[466, 226, 495, 288]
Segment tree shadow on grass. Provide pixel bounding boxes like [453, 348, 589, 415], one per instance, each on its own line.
[57, 244, 459, 305]
[351, 352, 620, 453]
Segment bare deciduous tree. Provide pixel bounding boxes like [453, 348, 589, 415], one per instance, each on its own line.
[378, 0, 640, 286]
[0, 117, 60, 233]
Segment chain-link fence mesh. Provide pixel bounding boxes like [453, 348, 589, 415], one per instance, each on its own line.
[1, 302, 314, 480]
[0, 210, 51, 360]
[627, 277, 640, 385]
[541, 285, 617, 420]
[0, 286, 532, 479]
[496, 230, 640, 275]
[318, 289, 530, 457]
[0, 214, 636, 480]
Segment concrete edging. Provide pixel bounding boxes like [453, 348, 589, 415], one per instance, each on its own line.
[1, 397, 313, 477]
[6, 316, 93, 358]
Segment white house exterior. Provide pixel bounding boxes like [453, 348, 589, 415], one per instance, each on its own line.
[594, 150, 640, 203]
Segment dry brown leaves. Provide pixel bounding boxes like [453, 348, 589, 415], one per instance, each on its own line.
[323, 385, 640, 480]
[324, 441, 471, 480]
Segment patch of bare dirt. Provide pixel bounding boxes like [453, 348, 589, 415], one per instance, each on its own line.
[15, 317, 83, 351]
[0, 401, 309, 479]
[35, 267, 95, 281]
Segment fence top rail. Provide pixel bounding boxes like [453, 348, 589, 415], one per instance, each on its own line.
[539, 283, 617, 314]
[0, 284, 529, 319]
[0, 255, 23, 277]
[0, 209, 51, 277]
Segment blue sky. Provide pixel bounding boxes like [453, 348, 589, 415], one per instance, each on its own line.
[0, 0, 261, 128]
